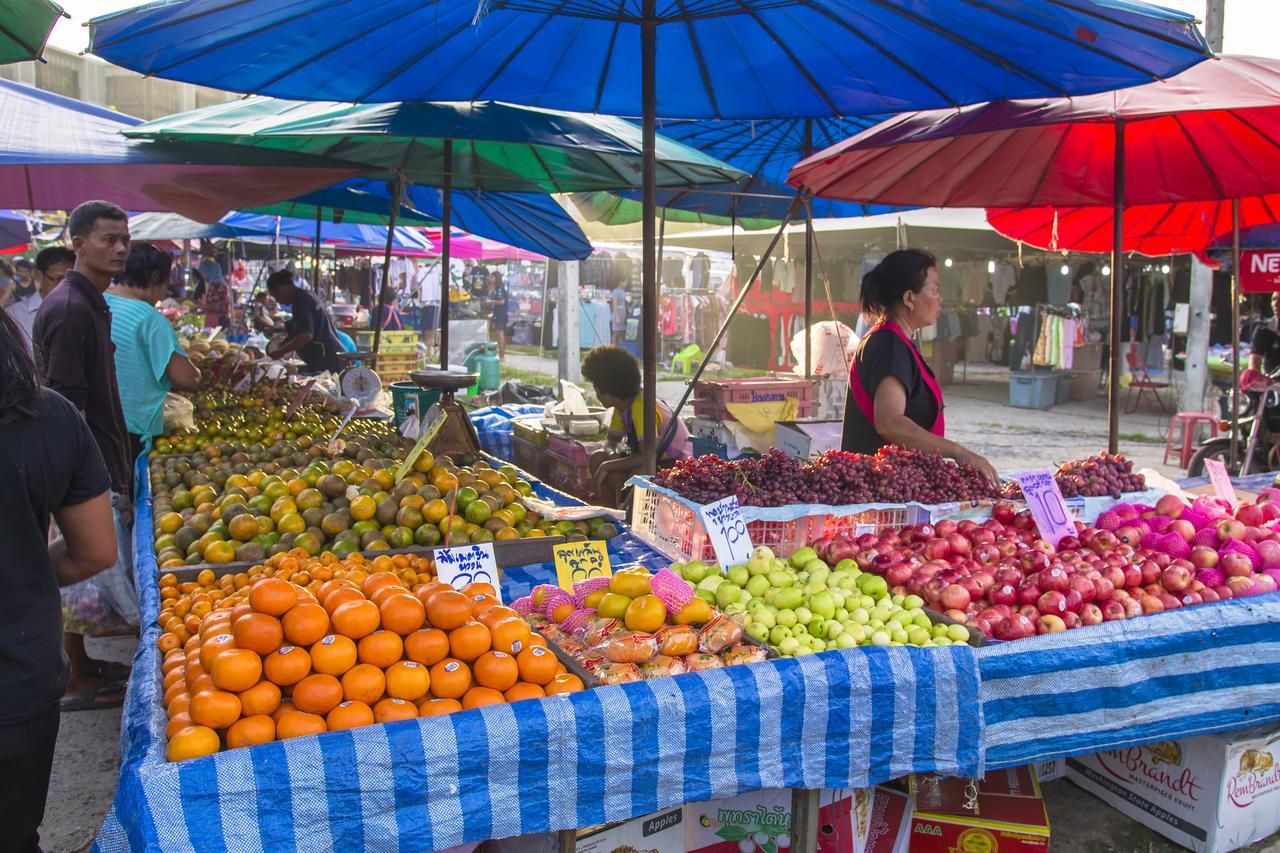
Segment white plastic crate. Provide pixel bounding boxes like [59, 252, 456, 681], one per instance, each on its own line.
[629, 477, 927, 564]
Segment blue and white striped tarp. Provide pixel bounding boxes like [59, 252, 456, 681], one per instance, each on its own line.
[977, 595, 1280, 770]
[95, 455, 982, 852]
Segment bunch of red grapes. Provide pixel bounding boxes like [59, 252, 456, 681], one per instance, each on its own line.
[1000, 452, 1145, 500]
[653, 447, 999, 507]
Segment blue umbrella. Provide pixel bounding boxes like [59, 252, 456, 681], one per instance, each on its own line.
[127, 210, 437, 254]
[88, 0, 1212, 472]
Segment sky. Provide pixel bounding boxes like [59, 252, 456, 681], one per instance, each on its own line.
[48, 0, 1280, 58]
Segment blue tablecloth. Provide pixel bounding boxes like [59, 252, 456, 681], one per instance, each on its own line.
[94, 455, 983, 852]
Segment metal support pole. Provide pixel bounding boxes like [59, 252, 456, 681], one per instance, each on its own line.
[440, 139, 454, 369]
[1231, 199, 1241, 469]
[1107, 121, 1125, 455]
[657, 193, 804, 451]
[790, 789, 821, 853]
[312, 206, 322, 291]
[371, 175, 403, 359]
[803, 118, 814, 379]
[640, 3, 658, 474]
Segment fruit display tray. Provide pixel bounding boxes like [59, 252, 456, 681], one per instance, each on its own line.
[160, 537, 566, 581]
[627, 476, 931, 563]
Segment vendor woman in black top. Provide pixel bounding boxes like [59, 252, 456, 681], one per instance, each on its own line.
[843, 249, 998, 484]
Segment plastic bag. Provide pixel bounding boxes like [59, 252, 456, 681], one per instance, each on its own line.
[592, 662, 642, 684]
[639, 654, 687, 679]
[697, 614, 743, 654]
[655, 625, 699, 657]
[606, 633, 657, 664]
[683, 653, 724, 672]
[162, 393, 195, 433]
[60, 500, 139, 633]
[720, 643, 770, 667]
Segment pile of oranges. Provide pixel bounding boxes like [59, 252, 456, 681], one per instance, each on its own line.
[158, 549, 584, 762]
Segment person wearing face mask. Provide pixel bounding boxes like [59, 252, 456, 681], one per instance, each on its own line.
[843, 249, 998, 485]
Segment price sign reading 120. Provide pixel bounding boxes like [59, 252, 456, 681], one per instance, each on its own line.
[1016, 469, 1076, 548]
[553, 540, 612, 592]
[698, 495, 754, 566]
[433, 543, 501, 601]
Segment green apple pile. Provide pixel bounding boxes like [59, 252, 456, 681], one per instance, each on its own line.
[673, 546, 972, 657]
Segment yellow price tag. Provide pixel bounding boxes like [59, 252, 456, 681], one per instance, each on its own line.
[394, 405, 447, 483]
[553, 540, 612, 592]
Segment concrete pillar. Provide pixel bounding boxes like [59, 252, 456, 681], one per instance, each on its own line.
[1183, 258, 1214, 413]
[557, 261, 581, 385]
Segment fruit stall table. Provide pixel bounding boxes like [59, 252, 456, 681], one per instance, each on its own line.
[93, 457, 1280, 851]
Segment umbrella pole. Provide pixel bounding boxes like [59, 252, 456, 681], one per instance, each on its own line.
[657, 193, 804, 453]
[371, 175, 404, 360]
[1231, 199, 1241, 469]
[1107, 121, 1125, 455]
[440, 140, 453, 370]
[312, 207, 322, 291]
[803, 118, 814, 380]
[640, 2, 658, 475]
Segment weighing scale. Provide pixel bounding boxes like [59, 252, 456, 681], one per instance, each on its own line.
[336, 351, 383, 411]
[410, 368, 481, 458]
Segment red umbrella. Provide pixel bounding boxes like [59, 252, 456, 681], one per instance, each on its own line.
[987, 196, 1280, 258]
[790, 55, 1280, 457]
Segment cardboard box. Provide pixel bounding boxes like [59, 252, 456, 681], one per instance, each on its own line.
[1066, 724, 1280, 852]
[907, 766, 1051, 853]
[685, 787, 909, 853]
[575, 805, 686, 853]
[1034, 759, 1066, 783]
[773, 420, 843, 459]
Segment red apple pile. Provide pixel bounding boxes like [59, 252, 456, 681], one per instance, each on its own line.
[813, 491, 1280, 642]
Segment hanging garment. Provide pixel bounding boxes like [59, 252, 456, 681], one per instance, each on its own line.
[992, 262, 1016, 304]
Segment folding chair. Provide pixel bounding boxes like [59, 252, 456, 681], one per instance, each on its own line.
[1124, 346, 1171, 414]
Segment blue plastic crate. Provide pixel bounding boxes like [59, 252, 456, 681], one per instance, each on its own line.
[1009, 371, 1064, 410]
[690, 436, 728, 458]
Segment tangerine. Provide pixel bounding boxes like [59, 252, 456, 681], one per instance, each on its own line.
[292, 674, 343, 715]
[545, 673, 585, 696]
[461, 687, 506, 710]
[403, 629, 450, 666]
[322, 587, 365, 615]
[417, 698, 462, 717]
[356, 630, 404, 668]
[428, 658, 471, 699]
[623, 595, 667, 633]
[166, 712, 194, 739]
[238, 680, 282, 717]
[461, 581, 498, 599]
[468, 593, 500, 617]
[379, 593, 426, 635]
[210, 648, 263, 693]
[331, 599, 380, 639]
[310, 634, 358, 675]
[516, 646, 558, 685]
[326, 700, 375, 731]
[249, 577, 298, 616]
[448, 621, 491, 662]
[271, 701, 298, 724]
[276, 710, 326, 739]
[263, 645, 311, 686]
[282, 602, 330, 647]
[198, 632, 237, 670]
[424, 590, 472, 630]
[190, 689, 242, 729]
[226, 715, 276, 749]
[414, 581, 452, 610]
[373, 697, 418, 724]
[361, 571, 400, 598]
[473, 651, 519, 692]
[167, 725, 221, 762]
[477, 606, 520, 630]
[504, 682, 545, 703]
[340, 663, 386, 704]
[384, 661, 430, 701]
[489, 618, 532, 655]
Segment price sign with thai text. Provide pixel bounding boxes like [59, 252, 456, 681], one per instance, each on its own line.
[698, 495, 754, 566]
[1016, 469, 1076, 547]
[394, 404, 446, 483]
[1204, 458, 1238, 505]
[553, 540, 613, 592]
[433, 543, 500, 599]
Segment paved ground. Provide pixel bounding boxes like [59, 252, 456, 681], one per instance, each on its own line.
[41, 360, 1274, 852]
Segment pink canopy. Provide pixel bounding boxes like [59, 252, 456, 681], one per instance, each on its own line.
[420, 230, 545, 262]
[987, 196, 1280, 258]
[789, 55, 1280, 208]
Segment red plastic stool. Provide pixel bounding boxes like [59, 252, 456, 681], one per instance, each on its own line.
[1164, 412, 1219, 468]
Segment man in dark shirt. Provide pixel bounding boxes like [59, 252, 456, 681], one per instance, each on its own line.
[32, 199, 137, 711]
[266, 269, 345, 373]
[1246, 292, 1280, 384]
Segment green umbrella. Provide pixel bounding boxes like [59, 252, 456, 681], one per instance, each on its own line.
[570, 191, 776, 231]
[0, 0, 66, 64]
[125, 97, 744, 193]
[128, 96, 744, 361]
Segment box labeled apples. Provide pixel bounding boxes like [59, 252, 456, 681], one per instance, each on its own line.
[684, 787, 910, 853]
[574, 805, 685, 853]
[907, 765, 1051, 853]
[1066, 724, 1280, 852]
